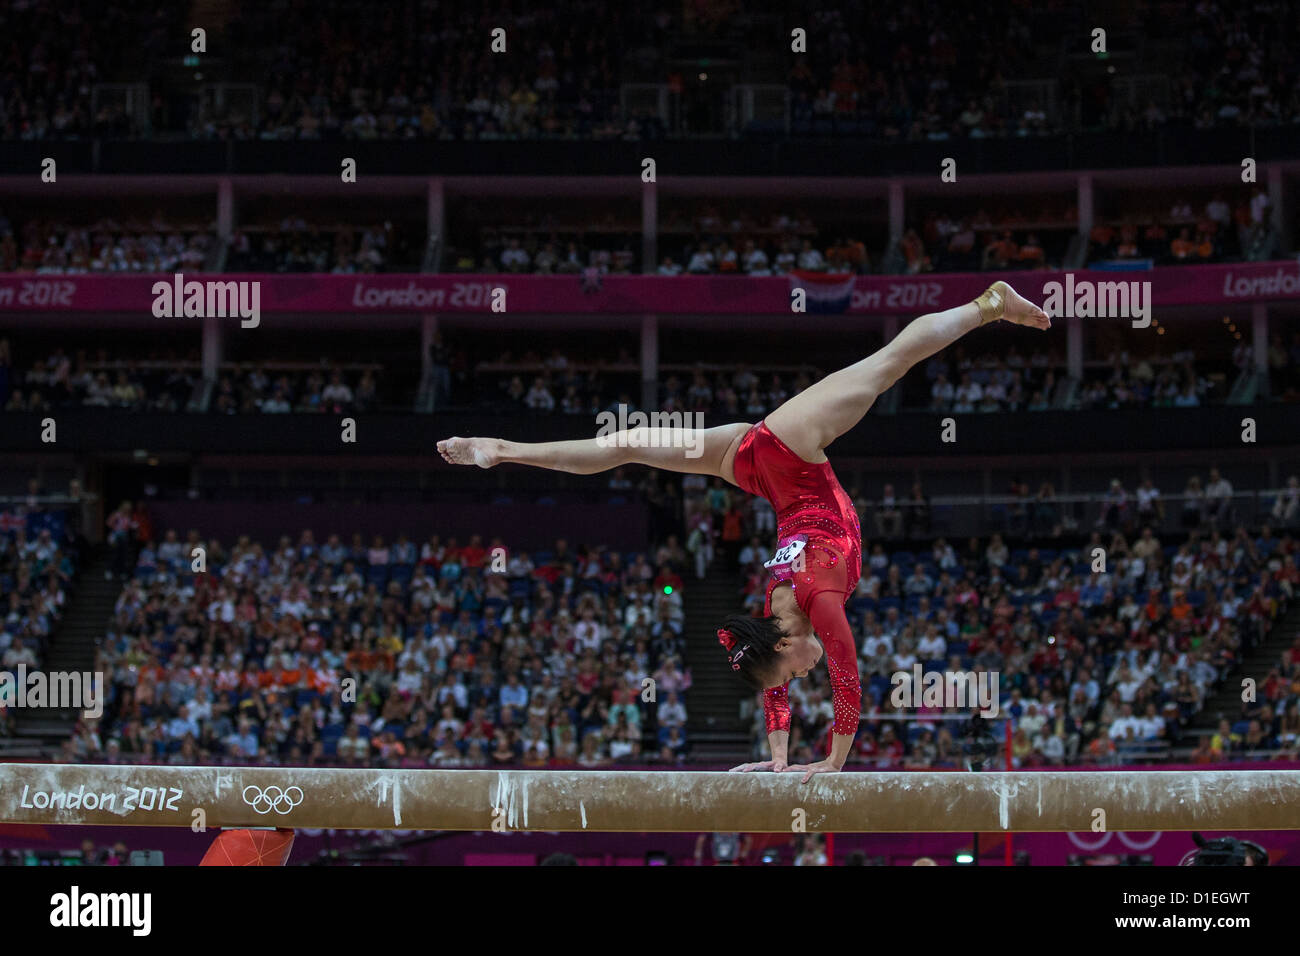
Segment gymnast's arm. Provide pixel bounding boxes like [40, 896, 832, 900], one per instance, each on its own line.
[793, 591, 860, 778]
[764, 686, 791, 769]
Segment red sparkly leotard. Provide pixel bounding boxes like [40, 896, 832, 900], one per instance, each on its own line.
[731, 421, 863, 738]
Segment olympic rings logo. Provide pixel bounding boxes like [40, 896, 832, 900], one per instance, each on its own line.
[1067, 830, 1163, 851]
[242, 785, 305, 815]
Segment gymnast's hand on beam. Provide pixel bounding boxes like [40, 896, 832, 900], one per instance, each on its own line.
[783, 759, 841, 783]
[727, 759, 788, 773]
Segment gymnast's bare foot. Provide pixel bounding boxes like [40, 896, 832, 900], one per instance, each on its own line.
[437, 436, 503, 468]
[983, 280, 1051, 330]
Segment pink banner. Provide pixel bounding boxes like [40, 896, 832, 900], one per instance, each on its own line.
[0, 261, 1298, 315]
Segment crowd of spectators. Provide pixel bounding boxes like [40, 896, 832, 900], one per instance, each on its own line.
[664, 235, 871, 277]
[768, 0, 1042, 141]
[746, 518, 1297, 767]
[1167, 0, 1300, 133]
[457, 185, 1280, 280]
[1074, 350, 1215, 410]
[0, 213, 214, 274]
[211, 364, 380, 415]
[2, 346, 198, 414]
[481, 355, 638, 418]
[1271, 331, 1300, 401]
[0, 0, 185, 140]
[64, 522, 696, 769]
[11, 461, 1300, 775]
[1093, 470, 1300, 541]
[0, 188, 1285, 285]
[852, 466, 1300, 549]
[0, 210, 415, 276]
[197, 0, 657, 142]
[1221, 551, 1300, 758]
[675, 465, 779, 583]
[458, 204, 1038, 280]
[0, 493, 80, 738]
[661, 366, 816, 421]
[774, 0, 1300, 140]
[922, 344, 1062, 414]
[652, 204, 867, 277]
[478, 352, 825, 424]
[474, 336, 1298, 424]
[457, 228, 875, 278]
[226, 222, 409, 273]
[905, 208, 1072, 275]
[650, 204, 852, 274]
[11, 1, 1300, 144]
[918, 339, 1300, 413]
[1087, 191, 1276, 266]
[6, 332, 1294, 419]
[0, 345, 391, 415]
[1075, 334, 1300, 410]
[458, 234, 640, 276]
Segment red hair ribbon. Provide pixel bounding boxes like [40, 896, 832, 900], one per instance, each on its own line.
[716, 628, 735, 651]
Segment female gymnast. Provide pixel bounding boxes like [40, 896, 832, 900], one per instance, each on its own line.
[439, 281, 1049, 780]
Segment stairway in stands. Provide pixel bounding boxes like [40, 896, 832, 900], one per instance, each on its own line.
[6, 550, 116, 759]
[682, 562, 750, 762]
[1187, 602, 1300, 741]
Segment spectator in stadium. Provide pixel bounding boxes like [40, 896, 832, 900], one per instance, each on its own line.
[1181, 475, 1205, 529]
[1204, 468, 1234, 527]
[874, 484, 903, 539]
[1135, 478, 1163, 526]
[523, 377, 556, 413]
[105, 501, 137, 581]
[1100, 479, 1129, 532]
[1273, 475, 1300, 528]
[903, 483, 931, 538]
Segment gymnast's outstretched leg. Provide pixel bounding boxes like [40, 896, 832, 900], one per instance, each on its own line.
[438, 422, 753, 484]
[763, 280, 1050, 463]
[438, 282, 1048, 481]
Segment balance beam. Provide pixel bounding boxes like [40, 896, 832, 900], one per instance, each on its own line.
[1, 764, 1297, 832]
